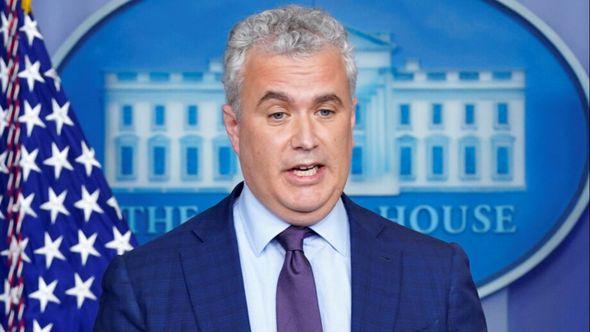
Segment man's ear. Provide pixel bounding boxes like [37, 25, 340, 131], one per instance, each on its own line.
[223, 104, 240, 155]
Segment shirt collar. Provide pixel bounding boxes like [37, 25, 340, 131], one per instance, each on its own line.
[236, 183, 350, 257]
[309, 198, 349, 257]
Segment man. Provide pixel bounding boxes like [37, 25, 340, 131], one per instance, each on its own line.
[95, 6, 486, 332]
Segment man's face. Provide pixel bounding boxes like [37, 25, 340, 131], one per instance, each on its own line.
[223, 46, 356, 225]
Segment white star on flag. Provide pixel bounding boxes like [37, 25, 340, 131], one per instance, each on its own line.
[33, 320, 53, 332]
[44, 68, 61, 91]
[0, 150, 7, 174]
[65, 274, 96, 309]
[1, 237, 31, 263]
[17, 56, 45, 91]
[19, 101, 46, 136]
[0, 58, 8, 93]
[40, 188, 70, 224]
[16, 192, 38, 220]
[107, 196, 123, 220]
[46, 99, 73, 135]
[34, 233, 65, 269]
[75, 141, 101, 176]
[0, 105, 8, 137]
[70, 230, 100, 266]
[43, 143, 73, 178]
[19, 15, 43, 46]
[0, 279, 13, 314]
[0, 12, 9, 47]
[74, 186, 103, 222]
[0, 281, 8, 314]
[19, 146, 41, 181]
[28, 277, 60, 313]
[105, 227, 134, 255]
[0, 196, 4, 219]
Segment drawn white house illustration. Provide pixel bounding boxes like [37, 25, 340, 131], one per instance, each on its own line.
[103, 29, 525, 195]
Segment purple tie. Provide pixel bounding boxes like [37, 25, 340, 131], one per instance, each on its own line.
[276, 226, 323, 332]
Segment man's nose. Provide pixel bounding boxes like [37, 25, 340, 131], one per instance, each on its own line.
[290, 115, 319, 151]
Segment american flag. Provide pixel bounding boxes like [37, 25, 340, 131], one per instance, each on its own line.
[0, 1, 136, 331]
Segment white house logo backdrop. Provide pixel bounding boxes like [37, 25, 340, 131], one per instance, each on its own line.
[55, 0, 588, 296]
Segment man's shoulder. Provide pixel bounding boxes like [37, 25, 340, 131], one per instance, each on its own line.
[120, 194, 232, 269]
[345, 196, 456, 255]
[346, 197, 468, 287]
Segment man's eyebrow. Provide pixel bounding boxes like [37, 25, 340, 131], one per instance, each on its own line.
[314, 94, 343, 106]
[257, 91, 292, 106]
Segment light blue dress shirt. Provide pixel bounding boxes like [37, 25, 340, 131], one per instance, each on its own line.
[233, 184, 351, 332]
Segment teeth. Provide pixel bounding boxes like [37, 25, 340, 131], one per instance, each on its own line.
[293, 165, 318, 177]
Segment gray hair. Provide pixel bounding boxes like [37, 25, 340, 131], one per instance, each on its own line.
[222, 5, 357, 116]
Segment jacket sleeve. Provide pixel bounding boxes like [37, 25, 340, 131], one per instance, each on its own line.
[447, 243, 488, 332]
[94, 255, 146, 332]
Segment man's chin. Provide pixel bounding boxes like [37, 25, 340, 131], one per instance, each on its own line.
[280, 197, 339, 225]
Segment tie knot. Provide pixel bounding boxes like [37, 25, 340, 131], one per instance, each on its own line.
[276, 226, 313, 251]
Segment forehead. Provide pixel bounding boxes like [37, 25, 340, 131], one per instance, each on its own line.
[240, 46, 350, 102]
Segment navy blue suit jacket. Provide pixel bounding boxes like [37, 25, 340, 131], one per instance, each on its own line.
[95, 184, 486, 331]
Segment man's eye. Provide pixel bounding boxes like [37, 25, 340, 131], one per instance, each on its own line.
[270, 112, 287, 120]
[318, 109, 334, 117]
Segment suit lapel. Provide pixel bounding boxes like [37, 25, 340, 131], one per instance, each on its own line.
[345, 196, 403, 332]
[179, 184, 251, 331]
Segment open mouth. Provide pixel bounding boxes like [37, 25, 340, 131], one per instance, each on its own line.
[289, 164, 323, 177]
